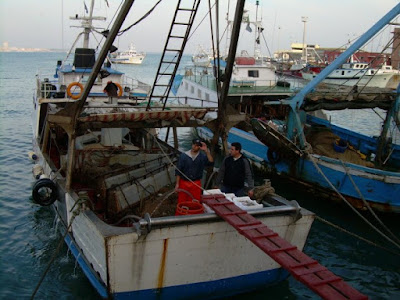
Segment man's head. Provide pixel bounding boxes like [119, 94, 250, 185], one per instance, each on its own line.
[191, 138, 203, 152]
[229, 142, 242, 158]
[192, 138, 203, 147]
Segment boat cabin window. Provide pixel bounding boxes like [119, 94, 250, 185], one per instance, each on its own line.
[185, 82, 188, 90]
[248, 70, 259, 78]
[370, 70, 375, 74]
[190, 85, 194, 94]
[205, 93, 210, 101]
[197, 89, 202, 98]
[342, 71, 345, 75]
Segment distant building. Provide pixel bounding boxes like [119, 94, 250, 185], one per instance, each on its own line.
[274, 31, 398, 69]
[274, 43, 323, 64]
[391, 27, 400, 69]
[0, 41, 50, 52]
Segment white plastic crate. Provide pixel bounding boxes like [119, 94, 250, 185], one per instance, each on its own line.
[203, 189, 223, 195]
[224, 193, 236, 201]
[233, 196, 263, 210]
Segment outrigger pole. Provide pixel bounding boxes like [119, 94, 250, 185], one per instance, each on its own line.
[211, 0, 245, 155]
[285, 3, 400, 149]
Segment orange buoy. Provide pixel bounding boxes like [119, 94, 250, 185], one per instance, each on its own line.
[66, 82, 84, 99]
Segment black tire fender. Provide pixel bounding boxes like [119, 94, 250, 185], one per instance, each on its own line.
[267, 148, 281, 164]
[32, 178, 58, 206]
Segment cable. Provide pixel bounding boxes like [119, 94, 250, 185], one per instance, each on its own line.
[307, 151, 400, 250]
[339, 160, 400, 245]
[31, 195, 89, 299]
[118, 0, 163, 36]
[315, 215, 400, 257]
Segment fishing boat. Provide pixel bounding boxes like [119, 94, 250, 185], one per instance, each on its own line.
[110, 43, 146, 64]
[191, 44, 213, 67]
[29, 1, 371, 299]
[175, 4, 400, 213]
[35, 20, 150, 102]
[301, 59, 400, 89]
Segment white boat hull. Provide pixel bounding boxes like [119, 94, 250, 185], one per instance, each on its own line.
[111, 54, 146, 64]
[302, 68, 400, 89]
[60, 190, 314, 299]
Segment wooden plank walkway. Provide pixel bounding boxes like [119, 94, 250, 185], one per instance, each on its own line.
[202, 194, 368, 300]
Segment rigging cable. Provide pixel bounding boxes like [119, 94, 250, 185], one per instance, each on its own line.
[315, 215, 400, 257]
[30, 196, 91, 299]
[117, 0, 163, 35]
[306, 147, 400, 251]
[243, 117, 400, 254]
[208, 0, 220, 103]
[339, 160, 400, 245]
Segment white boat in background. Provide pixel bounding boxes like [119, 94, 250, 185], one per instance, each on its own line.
[191, 44, 213, 67]
[232, 51, 277, 87]
[302, 61, 400, 89]
[111, 43, 146, 64]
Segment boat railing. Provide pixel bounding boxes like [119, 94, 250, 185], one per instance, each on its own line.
[124, 76, 152, 94]
[170, 96, 218, 108]
[182, 66, 302, 95]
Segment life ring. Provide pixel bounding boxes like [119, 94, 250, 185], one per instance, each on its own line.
[267, 148, 281, 164]
[67, 82, 84, 100]
[115, 82, 123, 97]
[32, 178, 58, 206]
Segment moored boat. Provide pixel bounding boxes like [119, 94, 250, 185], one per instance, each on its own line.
[110, 43, 146, 64]
[175, 3, 400, 214]
[28, 1, 373, 299]
[28, 1, 323, 299]
[301, 60, 400, 89]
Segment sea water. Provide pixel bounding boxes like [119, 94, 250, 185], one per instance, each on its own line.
[0, 52, 399, 299]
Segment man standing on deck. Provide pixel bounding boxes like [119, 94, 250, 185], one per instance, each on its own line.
[175, 139, 214, 204]
[215, 142, 254, 197]
[103, 81, 118, 104]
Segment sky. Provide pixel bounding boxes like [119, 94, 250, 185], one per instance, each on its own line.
[0, 0, 399, 55]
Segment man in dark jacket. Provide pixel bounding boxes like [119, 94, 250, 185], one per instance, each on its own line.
[215, 142, 254, 197]
[103, 81, 118, 104]
[175, 139, 214, 204]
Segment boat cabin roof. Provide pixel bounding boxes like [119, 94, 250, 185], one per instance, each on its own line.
[60, 65, 124, 75]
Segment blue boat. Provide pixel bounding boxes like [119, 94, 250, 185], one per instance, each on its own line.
[176, 4, 400, 214]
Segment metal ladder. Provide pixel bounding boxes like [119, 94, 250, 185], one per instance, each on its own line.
[146, 0, 201, 110]
[202, 194, 368, 300]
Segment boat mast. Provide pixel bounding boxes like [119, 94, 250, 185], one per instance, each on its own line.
[376, 85, 400, 166]
[254, 0, 260, 59]
[65, 0, 136, 189]
[83, 0, 95, 48]
[301, 16, 308, 63]
[211, 0, 245, 154]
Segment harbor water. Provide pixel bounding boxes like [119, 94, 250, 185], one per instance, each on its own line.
[0, 52, 399, 299]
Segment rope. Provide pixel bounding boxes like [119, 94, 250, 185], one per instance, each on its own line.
[150, 190, 176, 216]
[30, 194, 89, 299]
[315, 215, 400, 257]
[339, 160, 400, 245]
[243, 118, 400, 252]
[148, 129, 206, 193]
[307, 151, 400, 250]
[118, 0, 163, 36]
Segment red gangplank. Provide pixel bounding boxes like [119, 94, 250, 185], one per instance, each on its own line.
[202, 194, 368, 300]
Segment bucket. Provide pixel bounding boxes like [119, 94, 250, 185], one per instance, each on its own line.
[333, 139, 348, 153]
[175, 201, 204, 216]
